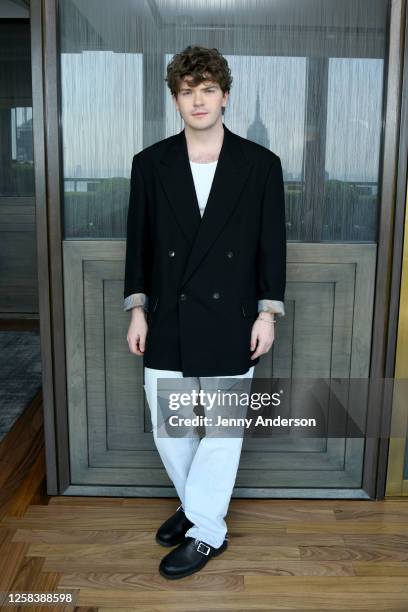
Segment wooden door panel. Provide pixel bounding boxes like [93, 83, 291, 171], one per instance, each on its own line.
[64, 241, 375, 493]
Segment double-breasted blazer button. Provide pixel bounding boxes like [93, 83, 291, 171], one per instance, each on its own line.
[180, 293, 187, 300]
[227, 250, 234, 258]
[212, 292, 220, 299]
[168, 250, 175, 257]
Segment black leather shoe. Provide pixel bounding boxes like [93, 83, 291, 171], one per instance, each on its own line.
[159, 536, 228, 579]
[155, 505, 194, 547]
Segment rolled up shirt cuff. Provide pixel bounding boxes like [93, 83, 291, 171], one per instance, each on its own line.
[258, 299, 285, 317]
[123, 293, 149, 312]
[123, 294, 284, 317]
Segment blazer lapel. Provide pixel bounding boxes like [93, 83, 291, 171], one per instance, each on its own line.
[157, 127, 202, 249]
[157, 123, 253, 288]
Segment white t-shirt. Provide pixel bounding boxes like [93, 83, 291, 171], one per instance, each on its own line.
[189, 159, 218, 217]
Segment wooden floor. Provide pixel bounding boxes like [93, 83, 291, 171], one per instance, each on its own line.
[1, 390, 408, 610]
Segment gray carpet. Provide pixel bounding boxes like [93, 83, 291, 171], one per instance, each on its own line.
[0, 330, 42, 442]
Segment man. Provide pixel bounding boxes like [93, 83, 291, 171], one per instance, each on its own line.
[124, 45, 286, 579]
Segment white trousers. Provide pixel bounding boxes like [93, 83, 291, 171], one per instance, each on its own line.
[144, 365, 255, 548]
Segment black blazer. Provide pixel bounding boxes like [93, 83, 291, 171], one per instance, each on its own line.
[124, 123, 286, 376]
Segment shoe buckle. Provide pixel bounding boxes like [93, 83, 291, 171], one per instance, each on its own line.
[197, 541, 211, 555]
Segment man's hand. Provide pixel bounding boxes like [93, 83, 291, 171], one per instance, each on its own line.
[250, 312, 275, 360]
[127, 307, 148, 355]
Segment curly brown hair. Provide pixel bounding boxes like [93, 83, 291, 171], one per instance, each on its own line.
[165, 45, 233, 97]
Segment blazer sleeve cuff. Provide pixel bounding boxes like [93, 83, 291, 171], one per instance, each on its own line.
[124, 293, 149, 312]
[258, 299, 285, 317]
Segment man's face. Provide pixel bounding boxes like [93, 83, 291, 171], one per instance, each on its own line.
[173, 75, 228, 130]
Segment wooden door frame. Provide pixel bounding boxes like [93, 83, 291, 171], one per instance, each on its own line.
[379, 0, 408, 497]
[30, 0, 407, 497]
[31, 0, 69, 494]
